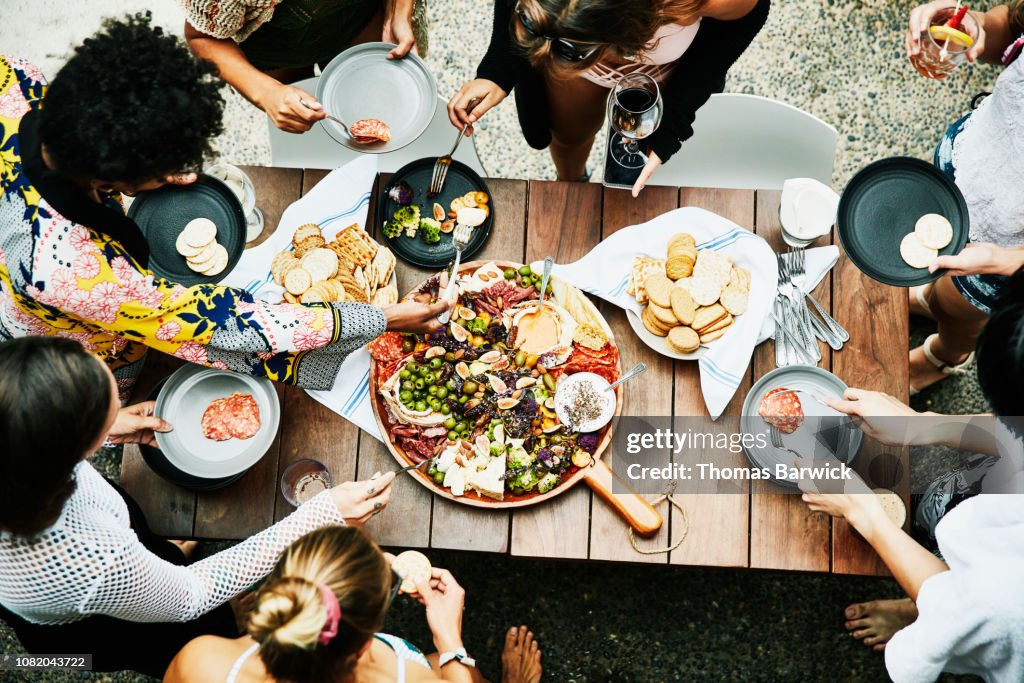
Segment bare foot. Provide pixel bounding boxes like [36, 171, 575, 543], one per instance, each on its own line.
[170, 540, 198, 559]
[501, 625, 542, 683]
[844, 599, 918, 652]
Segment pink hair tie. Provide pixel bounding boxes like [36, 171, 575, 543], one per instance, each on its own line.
[317, 583, 341, 646]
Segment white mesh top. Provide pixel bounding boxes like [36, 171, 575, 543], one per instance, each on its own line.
[952, 53, 1024, 248]
[0, 461, 344, 625]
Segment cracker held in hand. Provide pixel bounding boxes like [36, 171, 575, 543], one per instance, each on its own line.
[900, 233, 937, 269]
[392, 550, 432, 594]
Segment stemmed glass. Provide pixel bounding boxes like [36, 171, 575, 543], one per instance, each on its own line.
[606, 73, 664, 169]
[206, 162, 264, 242]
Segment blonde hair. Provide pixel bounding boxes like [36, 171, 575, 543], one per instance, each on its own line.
[514, 0, 708, 79]
[247, 526, 392, 683]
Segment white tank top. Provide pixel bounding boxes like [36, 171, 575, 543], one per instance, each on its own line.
[952, 54, 1024, 248]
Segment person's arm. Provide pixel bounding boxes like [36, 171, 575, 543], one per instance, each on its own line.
[801, 492, 948, 601]
[182, 1, 326, 132]
[81, 475, 395, 623]
[644, 0, 770, 166]
[448, 0, 518, 132]
[383, 0, 417, 59]
[907, 2, 1019, 64]
[928, 242, 1024, 277]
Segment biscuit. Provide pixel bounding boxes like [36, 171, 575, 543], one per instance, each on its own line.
[720, 284, 749, 316]
[641, 307, 672, 337]
[688, 276, 722, 307]
[200, 245, 229, 277]
[644, 273, 675, 308]
[175, 231, 206, 258]
[372, 248, 395, 288]
[699, 327, 729, 343]
[186, 242, 220, 270]
[693, 250, 733, 289]
[729, 266, 751, 291]
[292, 224, 322, 246]
[300, 288, 326, 303]
[182, 217, 217, 249]
[700, 313, 733, 335]
[301, 247, 340, 283]
[650, 302, 678, 326]
[371, 285, 398, 307]
[667, 326, 700, 354]
[630, 256, 665, 304]
[284, 267, 312, 295]
[692, 303, 727, 331]
[899, 233, 937, 269]
[669, 287, 696, 325]
[674, 277, 692, 292]
[294, 234, 327, 258]
[666, 254, 694, 280]
[283, 292, 299, 304]
[914, 213, 953, 250]
[392, 550, 432, 595]
[668, 233, 696, 252]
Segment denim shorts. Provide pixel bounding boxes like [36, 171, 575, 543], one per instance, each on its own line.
[933, 113, 1006, 315]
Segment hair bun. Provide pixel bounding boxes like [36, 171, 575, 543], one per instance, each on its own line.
[248, 576, 327, 650]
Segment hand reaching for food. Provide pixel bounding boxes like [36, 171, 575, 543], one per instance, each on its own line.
[447, 79, 507, 135]
[107, 401, 173, 446]
[328, 472, 396, 525]
[259, 84, 326, 133]
[383, 299, 453, 335]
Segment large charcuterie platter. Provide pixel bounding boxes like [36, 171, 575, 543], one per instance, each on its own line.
[368, 260, 627, 509]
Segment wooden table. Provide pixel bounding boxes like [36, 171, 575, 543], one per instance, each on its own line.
[120, 166, 908, 576]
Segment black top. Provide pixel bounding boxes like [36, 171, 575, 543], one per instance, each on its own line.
[475, 0, 770, 163]
[19, 109, 150, 267]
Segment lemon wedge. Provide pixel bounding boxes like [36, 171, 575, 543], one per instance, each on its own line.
[929, 25, 974, 48]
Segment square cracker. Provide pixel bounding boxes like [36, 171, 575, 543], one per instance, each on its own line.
[693, 250, 733, 290]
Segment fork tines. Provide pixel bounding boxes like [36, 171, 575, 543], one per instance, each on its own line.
[429, 157, 452, 196]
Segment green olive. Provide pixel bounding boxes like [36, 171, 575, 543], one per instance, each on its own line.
[504, 268, 517, 280]
[462, 381, 478, 395]
[543, 373, 556, 391]
[400, 390, 413, 402]
[515, 351, 526, 367]
[440, 403, 451, 415]
[518, 265, 532, 276]
[434, 471, 445, 483]
[429, 358, 443, 369]
[436, 387, 449, 400]
[445, 352, 456, 362]
[458, 394, 468, 404]
[399, 369, 411, 380]
[414, 400, 427, 412]
[444, 417, 457, 429]
[429, 398, 442, 411]
[414, 378, 425, 390]
[402, 380, 415, 393]
[427, 385, 439, 396]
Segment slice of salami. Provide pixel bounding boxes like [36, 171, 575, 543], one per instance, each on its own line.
[349, 118, 391, 143]
[369, 332, 406, 364]
[758, 387, 804, 434]
[201, 393, 261, 441]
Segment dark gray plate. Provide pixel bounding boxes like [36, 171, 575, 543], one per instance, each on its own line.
[376, 158, 493, 268]
[317, 42, 437, 153]
[128, 175, 246, 286]
[740, 366, 862, 489]
[837, 157, 969, 287]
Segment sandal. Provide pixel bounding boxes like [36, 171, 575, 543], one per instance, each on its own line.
[910, 283, 934, 319]
[910, 333, 975, 395]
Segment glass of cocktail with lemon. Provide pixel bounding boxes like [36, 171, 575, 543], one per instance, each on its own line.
[910, 5, 979, 79]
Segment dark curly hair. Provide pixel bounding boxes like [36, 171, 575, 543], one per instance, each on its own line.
[39, 12, 224, 185]
[977, 267, 1024, 425]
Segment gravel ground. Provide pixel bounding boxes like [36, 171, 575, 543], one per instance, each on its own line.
[0, 0, 994, 680]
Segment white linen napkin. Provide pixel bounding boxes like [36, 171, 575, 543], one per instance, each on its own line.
[220, 155, 386, 441]
[531, 207, 837, 419]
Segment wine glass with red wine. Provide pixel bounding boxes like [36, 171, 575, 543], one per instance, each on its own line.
[607, 73, 663, 169]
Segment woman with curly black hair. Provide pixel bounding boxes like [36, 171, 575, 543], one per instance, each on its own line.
[0, 12, 447, 401]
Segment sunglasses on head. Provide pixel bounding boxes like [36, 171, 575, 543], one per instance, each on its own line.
[514, 2, 601, 63]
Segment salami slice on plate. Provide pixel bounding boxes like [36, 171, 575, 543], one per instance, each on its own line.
[758, 387, 804, 434]
[201, 393, 261, 441]
[349, 118, 391, 144]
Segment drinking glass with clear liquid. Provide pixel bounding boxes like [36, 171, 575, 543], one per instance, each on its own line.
[281, 459, 333, 506]
[607, 73, 664, 169]
[909, 6, 979, 79]
[206, 162, 264, 242]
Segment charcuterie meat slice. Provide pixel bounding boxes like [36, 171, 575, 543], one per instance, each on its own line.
[758, 387, 804, 434]
[201, 393, 261, 441]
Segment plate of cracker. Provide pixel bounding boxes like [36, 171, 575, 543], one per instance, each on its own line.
[624, 232, 752, 359]
[837, 156, 968, 287]
[271, 222, 399, 306]
[129, 174, 247, 287]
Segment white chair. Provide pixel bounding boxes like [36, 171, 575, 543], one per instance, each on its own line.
[267, 77, 487, 175]
[647, 93, 838, 190]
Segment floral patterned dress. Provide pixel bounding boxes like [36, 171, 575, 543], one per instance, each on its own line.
[0, 55, 386, 398]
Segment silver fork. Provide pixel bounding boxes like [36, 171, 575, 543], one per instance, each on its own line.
[768, 425, 804, 459]
[787, 249, 849, 344]
[776, 254, 820, 364]
[300, 99, 351, 137]
[437, 222, 473, 324]
[429, 122, 469, 196]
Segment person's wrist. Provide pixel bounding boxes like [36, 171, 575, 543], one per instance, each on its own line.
[847, 499, 888, 537]
[382, 305, 397, 331]
[433, 631, 464, 653]
[994, 248, 1024, 276]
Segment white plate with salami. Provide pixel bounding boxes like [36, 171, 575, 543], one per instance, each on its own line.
[740, 366, 862, 488]
[154, 365, 280, 479]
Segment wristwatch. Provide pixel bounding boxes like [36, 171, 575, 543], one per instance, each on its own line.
[438, 647, 476, 668]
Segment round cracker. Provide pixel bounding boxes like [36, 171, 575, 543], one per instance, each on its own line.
[650, 302, 678, 326]
[187, 242, 221, 271]
[302, 247, 340, 282]
[182, 217, 217, 248]
[644, 273, 674, 308]
[293, 223, 322, 246]
[668, 233, 696, 252]
[666, 254, 694, 280]
[688, 276, 722, 307]
[720, 284, 749, 316]
[641, 307, 672, 337]
[914, 213, 953, 250]
[392, 550, 432, 594]
[899, 233, 937, 269]
[284, 267, 313, 295]
[670, 287, 696, 325]
[175, 231, 205, 258]
[200, 244, 229, 277]
[667, 326, 700, 354]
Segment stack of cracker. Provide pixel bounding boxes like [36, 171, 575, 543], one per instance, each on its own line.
[175, 217, 229, 277]
[628, 232, 751, 353]
[272, 223, 398, 307]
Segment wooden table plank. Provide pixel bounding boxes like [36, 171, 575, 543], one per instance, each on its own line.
[830, 245, 909, 576]
[429, 178, 527, 554]
[191, 167, 304, 537]
[588, 186, 678, 563]
[669, 188, 753, 568]
[510, 180, 603, 560]
[748, 191, 831, 572]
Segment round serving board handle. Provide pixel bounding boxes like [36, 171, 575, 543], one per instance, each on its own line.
[583, 460, 663, 537]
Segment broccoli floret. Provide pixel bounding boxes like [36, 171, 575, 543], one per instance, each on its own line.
[382, 217, 403, 239]
[465, 317, 488, 335]
[420, 218, 441, 244]
[537, 472, 560, 494]
[489, 442, 504, 457]
[510, 469, 539, 492]
[507, 447, 534, 469]
[391, 205, 420, 238]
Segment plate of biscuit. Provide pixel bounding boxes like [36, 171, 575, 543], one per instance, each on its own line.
[270, 222, 399, 306]
[624, 232, 752, 359]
